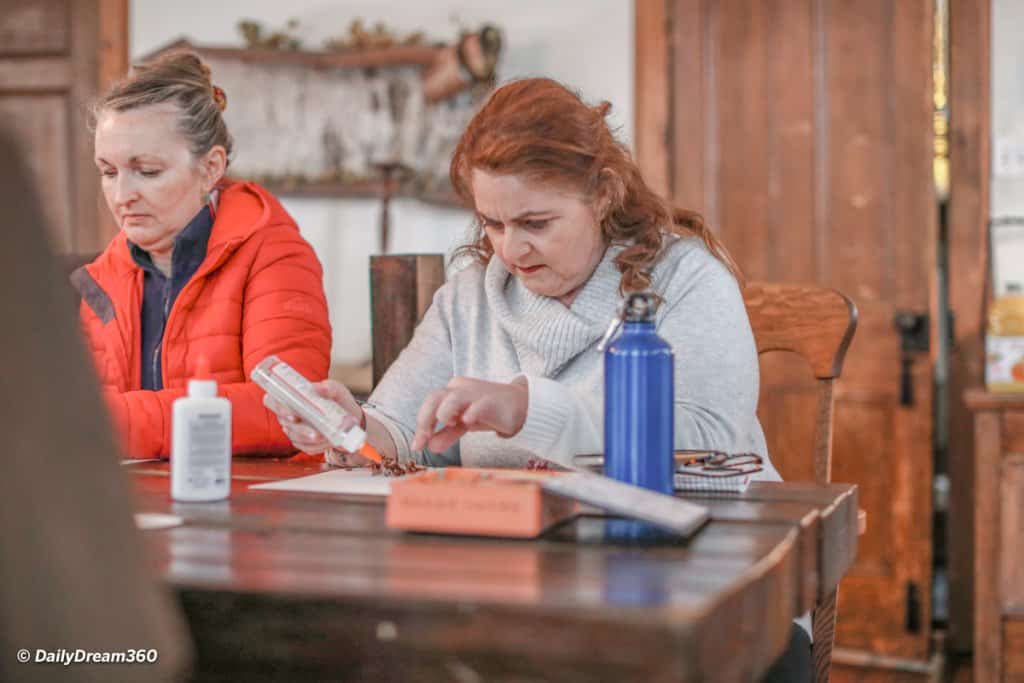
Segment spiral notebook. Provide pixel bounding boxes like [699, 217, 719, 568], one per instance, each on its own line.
[674, 468, 754, 494]
[571, 451, 763, 494]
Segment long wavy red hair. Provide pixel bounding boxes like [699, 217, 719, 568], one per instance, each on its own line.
[450, 77, 740, 294]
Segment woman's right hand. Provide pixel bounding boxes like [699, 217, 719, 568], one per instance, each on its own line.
[262, 379, 363, 455]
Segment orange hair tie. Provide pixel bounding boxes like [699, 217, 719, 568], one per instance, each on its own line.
[212, 85, 227, 113]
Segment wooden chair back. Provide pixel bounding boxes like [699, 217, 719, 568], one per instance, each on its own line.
[370, 254, 446, 387]
[742, 282, 858, 484]
[743, 281, 857, 683]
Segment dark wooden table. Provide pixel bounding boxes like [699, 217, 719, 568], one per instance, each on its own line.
[127, 459, 858, 682]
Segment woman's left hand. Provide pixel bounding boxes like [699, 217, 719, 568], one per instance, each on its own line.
[410, 376, 529, 453]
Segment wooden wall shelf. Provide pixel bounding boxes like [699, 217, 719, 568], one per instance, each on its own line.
[261, 180, 462, 209]
[144, 38, 442, 71]
[142, 36, 492, 207]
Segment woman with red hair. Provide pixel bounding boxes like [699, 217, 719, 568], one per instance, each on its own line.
[271, 77, 774, 479]
[268, 76, 809, 681]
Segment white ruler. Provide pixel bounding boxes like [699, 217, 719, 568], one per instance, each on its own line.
[541, 473, 709, 538]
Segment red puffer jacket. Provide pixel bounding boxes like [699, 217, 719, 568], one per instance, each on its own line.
[72, 180, 332, 458]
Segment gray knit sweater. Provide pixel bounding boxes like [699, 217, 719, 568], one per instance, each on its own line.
[363, 235, 780, 481]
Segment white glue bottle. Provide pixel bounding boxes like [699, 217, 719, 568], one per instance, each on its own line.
[171, 356, 231, 502]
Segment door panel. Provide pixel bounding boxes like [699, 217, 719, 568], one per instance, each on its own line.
[0, 0, 71, 55]
[0, 0, 125, 253]
[640, 0, 935, 661]
[0, 95, 73, 251]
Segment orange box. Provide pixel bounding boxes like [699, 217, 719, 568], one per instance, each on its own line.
[386, 468, 578, 538]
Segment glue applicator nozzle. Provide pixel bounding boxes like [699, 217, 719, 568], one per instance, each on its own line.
[358, 442, 383, 464]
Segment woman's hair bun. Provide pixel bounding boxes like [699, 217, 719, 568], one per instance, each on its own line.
[94, 49, 233, 161]
[212, 85, 227, 112]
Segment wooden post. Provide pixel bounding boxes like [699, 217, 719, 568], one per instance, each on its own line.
[947, 0, 992, 653]
[974, 408, 1002, 683]
[372, 162, 412, 254]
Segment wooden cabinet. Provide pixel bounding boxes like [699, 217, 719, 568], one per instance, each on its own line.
[965, 390, 1024, 682]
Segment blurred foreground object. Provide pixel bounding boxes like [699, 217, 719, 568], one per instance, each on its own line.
[0, 130, 190, 683]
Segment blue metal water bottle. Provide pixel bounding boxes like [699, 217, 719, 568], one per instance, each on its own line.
[600, 292, 674, 495]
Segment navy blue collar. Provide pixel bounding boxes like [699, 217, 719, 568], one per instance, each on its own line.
[129, 205, 214, 391]
[129, 205, 214, 278]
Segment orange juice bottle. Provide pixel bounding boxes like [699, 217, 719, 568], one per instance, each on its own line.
[986, 282, 1024, 392]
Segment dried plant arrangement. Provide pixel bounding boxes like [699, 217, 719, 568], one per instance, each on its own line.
[323, 20, 426, 52]
[237, 18, 302, 51]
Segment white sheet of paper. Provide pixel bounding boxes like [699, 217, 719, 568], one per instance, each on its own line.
[249, 467, 402, 496]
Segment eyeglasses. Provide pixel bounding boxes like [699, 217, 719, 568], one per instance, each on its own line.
[675, 450, 764, 478]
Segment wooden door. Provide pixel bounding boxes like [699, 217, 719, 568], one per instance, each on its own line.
[0, 0, 126, 254]
[637, 0, 935, 663]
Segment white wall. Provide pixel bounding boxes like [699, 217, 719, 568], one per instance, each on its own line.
[991, 0, 1024, 293]
[131, 0, 634, 366]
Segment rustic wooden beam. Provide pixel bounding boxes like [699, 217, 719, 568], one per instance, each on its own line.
[946, 0, 991, 654]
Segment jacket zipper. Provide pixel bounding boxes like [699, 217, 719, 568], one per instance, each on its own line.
[153, 281, 171, 390]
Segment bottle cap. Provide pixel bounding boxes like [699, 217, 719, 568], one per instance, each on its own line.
[596, 292, 661, 352]
[188, 356, 217, 398]
[623, 292, 658, 322]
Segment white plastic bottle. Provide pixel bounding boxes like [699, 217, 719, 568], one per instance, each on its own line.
[171, 357, 232, 502]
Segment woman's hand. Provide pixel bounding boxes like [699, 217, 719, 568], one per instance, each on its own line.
[411, 376, 529, 453]
[262, 379, 364, 457]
